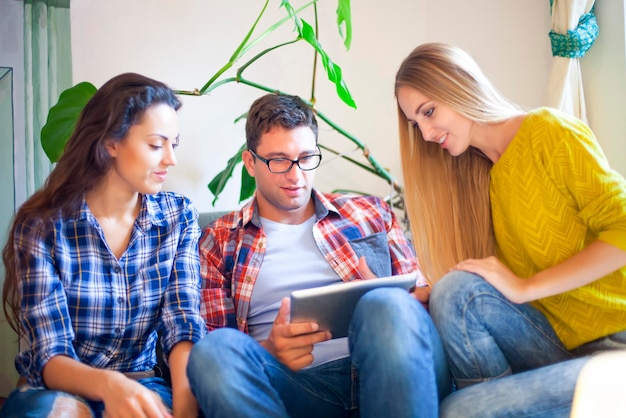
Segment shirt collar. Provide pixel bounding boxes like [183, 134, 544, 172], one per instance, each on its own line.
[76, 194, 162, 231]
[311, 189, 341, 219]
[241, 189, 341, 228]
[76, 197, 92, 222]
[141, 194, 167, 229]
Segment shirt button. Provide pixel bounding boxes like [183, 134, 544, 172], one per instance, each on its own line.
[245, 276, 253, 282]
[236, 317, 243, 324]
[117, 297, 124, 304]
[115, 328, 121, 334]
[114, 266, 121, 273]
[258, 242, 264, 249]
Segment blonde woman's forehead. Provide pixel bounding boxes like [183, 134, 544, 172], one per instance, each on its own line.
[397, 86, 432, 119]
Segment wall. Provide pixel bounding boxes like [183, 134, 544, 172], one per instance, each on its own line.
[582, 1, 626, 175]
[71, 0, 592, 214]
[0, 0, 25, 397]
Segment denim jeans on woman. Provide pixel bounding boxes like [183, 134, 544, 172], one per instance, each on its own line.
[430, 270, 626, 418]
[187, 287, 452, 418]
[0, 376, 172, 418]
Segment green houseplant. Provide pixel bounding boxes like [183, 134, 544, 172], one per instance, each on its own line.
[41, 0, 405, 212]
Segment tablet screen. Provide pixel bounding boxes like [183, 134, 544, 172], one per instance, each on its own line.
[290, 272, 418, 338]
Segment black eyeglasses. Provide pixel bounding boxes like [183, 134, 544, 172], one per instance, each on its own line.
[248, 149, 322, 174]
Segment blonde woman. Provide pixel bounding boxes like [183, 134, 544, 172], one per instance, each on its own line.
[394, 43, 626, 417]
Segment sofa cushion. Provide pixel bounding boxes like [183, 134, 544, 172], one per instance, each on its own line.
[198, 211, 230, 229]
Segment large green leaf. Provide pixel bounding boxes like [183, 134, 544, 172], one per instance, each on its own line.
[41, 82, 97, 162]
[336, 0, 352, 49]
[239, 164, 256, 202]
[281, 0, 356, 108]
[208, 144, 246, 205]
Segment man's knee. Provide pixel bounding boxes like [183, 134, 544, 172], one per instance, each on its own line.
[190, 328, 246, 365]
[354, 287, 416, 320]
[351, 287, 430, 345]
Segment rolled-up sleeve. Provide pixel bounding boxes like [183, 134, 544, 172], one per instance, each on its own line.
[160, 202, 206, 356]
[16, 220, 79, 385]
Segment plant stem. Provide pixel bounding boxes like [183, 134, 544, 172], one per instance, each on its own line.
[315, 108, 402, 193]
[310, 1, 319, 105]
[237, 39, 301, 78]
[178, 75, 401, 194]
[198, 0, 271, 93]
[318, 144, 380, 176]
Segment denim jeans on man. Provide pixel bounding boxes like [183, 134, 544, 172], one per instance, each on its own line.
[430, 270, 626, 418]
[188, 287, 451, 418]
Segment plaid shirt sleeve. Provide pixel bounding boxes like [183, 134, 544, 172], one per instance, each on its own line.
[159, 197, 207, 355]
[199, 214, 239, 331]
[16, 218, 79, 385]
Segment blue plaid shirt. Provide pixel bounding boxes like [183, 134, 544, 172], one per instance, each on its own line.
[13, 192, 206, 387]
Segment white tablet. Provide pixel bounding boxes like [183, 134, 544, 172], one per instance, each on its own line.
[290, 271, 418, 339]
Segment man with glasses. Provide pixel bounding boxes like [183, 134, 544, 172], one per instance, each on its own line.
[187, 94, 450, 418]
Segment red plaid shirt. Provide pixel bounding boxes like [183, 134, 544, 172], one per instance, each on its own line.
[199, 190, 421, 332]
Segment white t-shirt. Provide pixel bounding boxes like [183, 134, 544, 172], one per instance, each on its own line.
[248, 215, 349, 367]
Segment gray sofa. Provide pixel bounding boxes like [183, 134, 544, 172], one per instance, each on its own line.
[198, 211, 230, 229]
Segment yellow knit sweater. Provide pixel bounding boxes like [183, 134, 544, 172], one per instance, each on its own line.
[490, 107, 626, 349]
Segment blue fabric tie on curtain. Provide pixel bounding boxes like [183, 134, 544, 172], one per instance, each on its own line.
[548, 2, 598, 58]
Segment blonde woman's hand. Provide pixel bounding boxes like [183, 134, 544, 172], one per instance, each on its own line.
[452, 256, 529, 303]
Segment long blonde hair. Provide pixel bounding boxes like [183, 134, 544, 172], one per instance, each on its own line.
[394, 43, 523, 283]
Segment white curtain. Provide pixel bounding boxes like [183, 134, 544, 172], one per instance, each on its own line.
[24, 0, 72, 196]
[543, 0, 598, 123]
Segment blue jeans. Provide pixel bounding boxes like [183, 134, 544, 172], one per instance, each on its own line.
[188, 287, 451, 418]
[0, 377, 172, 418]
[439, 357, 589, 418]
[430, 270, 626, 418]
